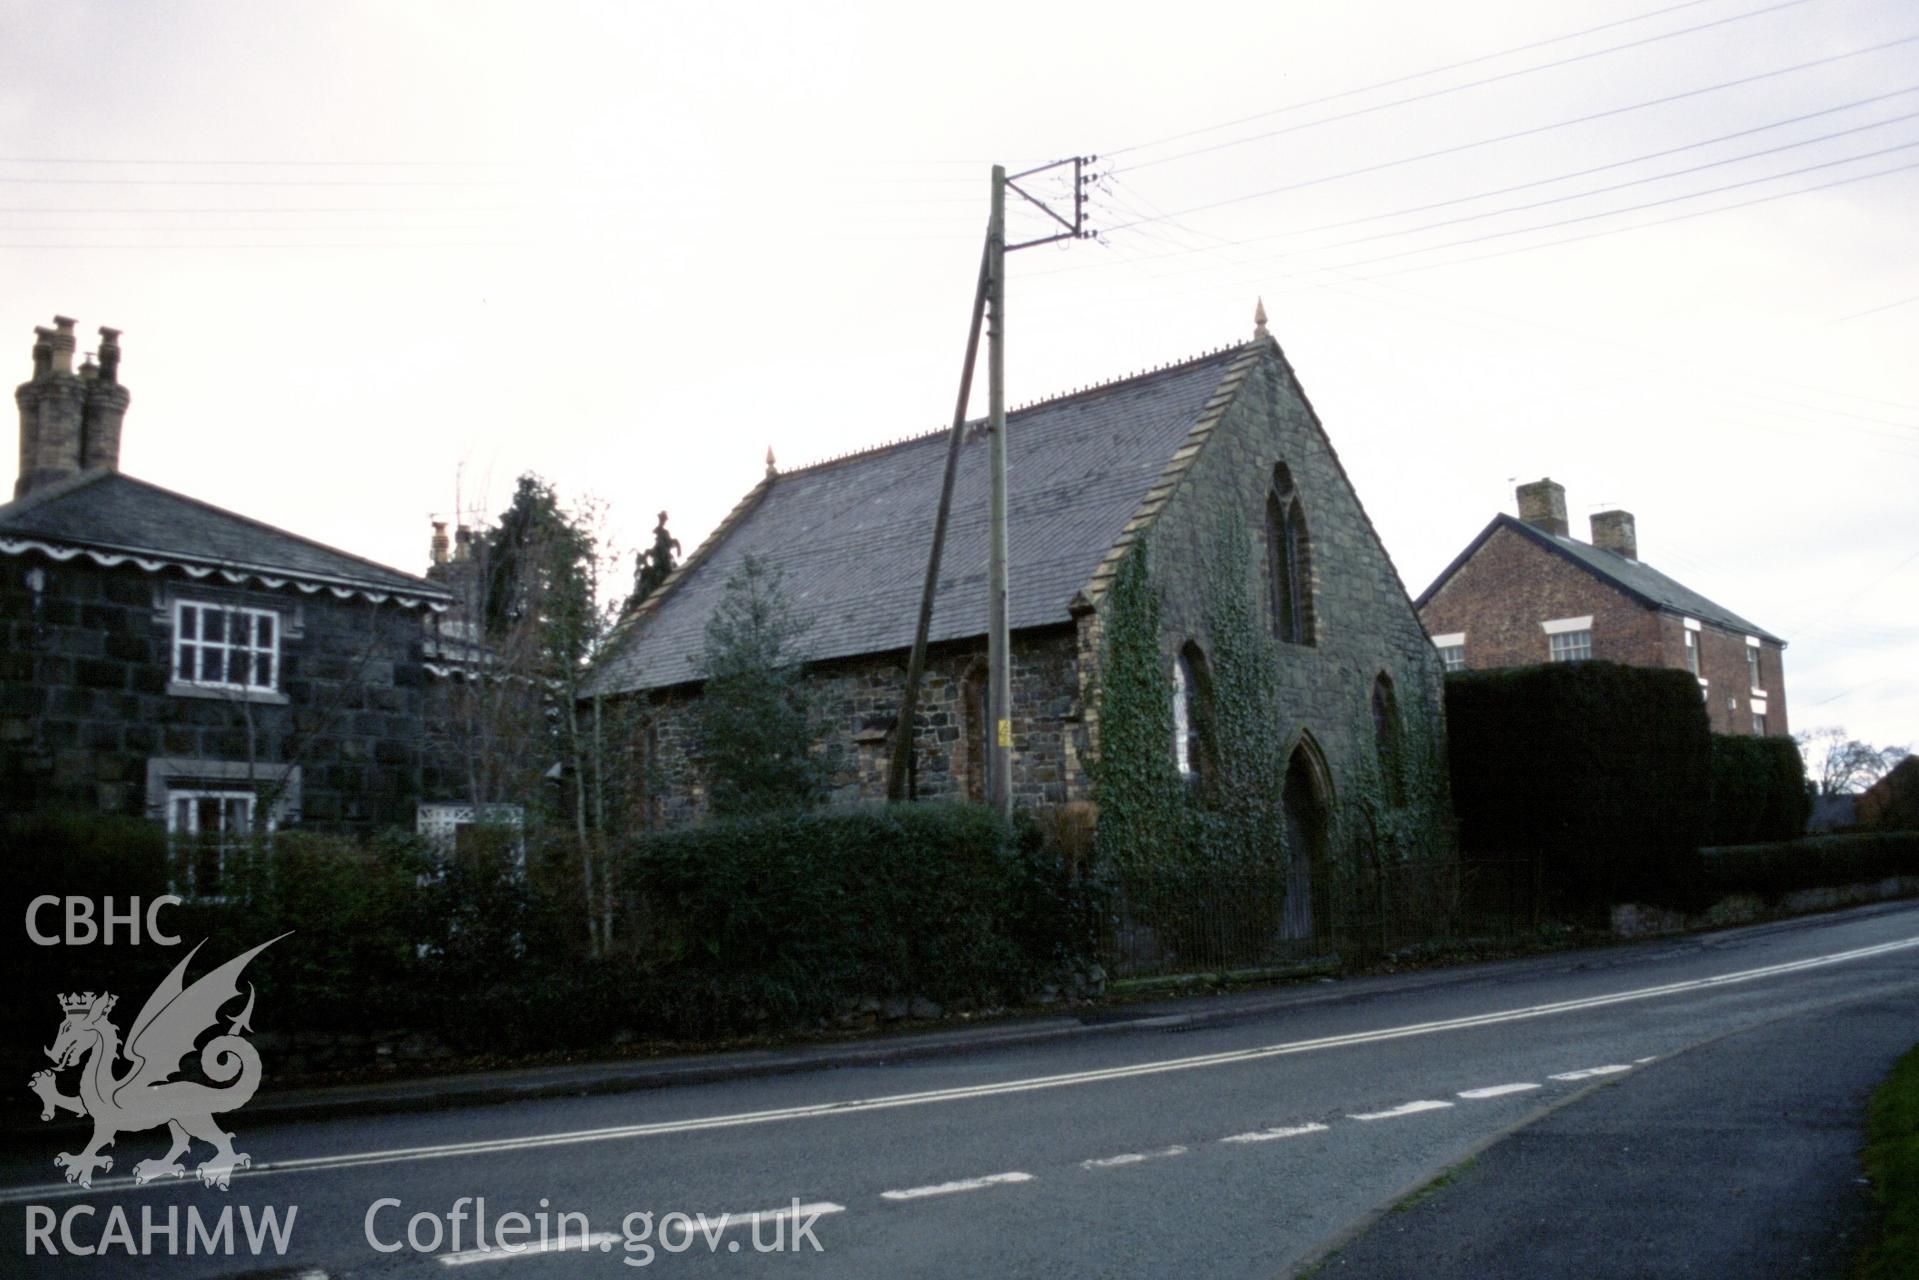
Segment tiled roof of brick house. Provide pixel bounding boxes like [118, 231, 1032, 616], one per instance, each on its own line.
[1416, 512, 1782, 643]
[587, 343, 1258, 695]
[0, 468, 450, 608]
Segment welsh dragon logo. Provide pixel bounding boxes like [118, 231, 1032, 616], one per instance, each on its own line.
[29, 935, 286, 1190]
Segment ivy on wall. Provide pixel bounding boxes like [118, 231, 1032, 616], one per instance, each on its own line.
[1091, 540, 1183, 878]
[1191, 513, 1287, 875]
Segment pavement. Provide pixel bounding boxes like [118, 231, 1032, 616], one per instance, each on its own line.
[1314, 986, 1916, 1278]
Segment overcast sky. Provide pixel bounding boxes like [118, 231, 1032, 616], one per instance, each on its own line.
[4, 0, 1914, 750]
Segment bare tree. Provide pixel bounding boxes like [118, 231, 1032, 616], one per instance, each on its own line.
[1796, 725, 1912, 796]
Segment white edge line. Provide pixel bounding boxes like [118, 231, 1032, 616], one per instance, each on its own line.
[1349, 1100, 1454, 1122]
[1457, 1083, 1542, 1099]
[8, 935, 1914, 1205]
[1221, 1122, 1331, 1144]
[881, 1172, 1032, 1201]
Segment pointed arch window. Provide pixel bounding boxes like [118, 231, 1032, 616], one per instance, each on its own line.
[1172, 643, 1215, 787]
[1266, 464, 1315, 645]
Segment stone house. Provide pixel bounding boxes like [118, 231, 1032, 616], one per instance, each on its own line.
[0, 316, 457, 878]
[1416, 478, 1788, 737]
[585, 311, 1450, 891]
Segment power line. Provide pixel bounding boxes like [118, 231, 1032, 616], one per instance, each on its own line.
[1829, 291, 1919, 322]
[1021, 218, 1919, 445]
[1097, 139, 1919, 286]
[1352, 152, 1919, 278]
[0, 156, 521, 167]
[1317, 263, 1919, 423]
[1106, 0, 1749, 159]
[1055, 86, 1919, 277]
[0, 240, 538, 250]
[1305, 273, 1919, 453]
[1114, 0, 1817, 174]
[1259, 116, 1919, 267]
[0, 176, 563, 188]
[1105, 33, 1919, 232]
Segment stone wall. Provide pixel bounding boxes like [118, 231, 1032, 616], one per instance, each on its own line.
[0, 552, 442, 829]
[627, 628, 1085, 826]
[1132, 344, 1453, 862]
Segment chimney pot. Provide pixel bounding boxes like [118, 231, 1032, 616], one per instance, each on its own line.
[1591, 509, 1637, 560]
[48, 317, 76, 375]
[97, 327, 121, 384]
[1515, 477, 1569, 538]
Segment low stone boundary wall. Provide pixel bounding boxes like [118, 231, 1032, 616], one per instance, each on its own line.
[1611, 876, 1919, 938]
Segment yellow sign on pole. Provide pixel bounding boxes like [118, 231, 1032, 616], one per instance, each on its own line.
[997, 718, 1013, 749]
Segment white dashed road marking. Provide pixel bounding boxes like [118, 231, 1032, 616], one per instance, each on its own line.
[1550, 1064, 1634, 1081]
[1082, 1146, 1188, 1169]
[881, 1172, 1033, 1201]
[1349, 1100, 1455, 1122]
[1457, 1083, 1542, 1099]
[437, 1202, 847, 1267]
[1220, 1122, 1331, 1144]
[440, 1233, 621, 1267]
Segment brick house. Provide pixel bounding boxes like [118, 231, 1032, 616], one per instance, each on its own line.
[585, 312, 1449, 895]
[1416, 478, 1788, 737]
[1, 316, 456, 872]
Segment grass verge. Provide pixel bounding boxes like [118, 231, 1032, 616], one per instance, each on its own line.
[1858, 1042, 1919, 1280]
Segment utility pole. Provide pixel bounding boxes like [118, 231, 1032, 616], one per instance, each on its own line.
[889, 156, 1094, 816]
[985, 165, 1012, 816]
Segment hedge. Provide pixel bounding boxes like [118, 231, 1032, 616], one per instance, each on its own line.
[1445, 661, 1711, 906]
[0, 814, 602, 1075]
[1697, 831, 1919, 899]
[622, 803, 1079, 1031]
[1707, 733, 1813, 846]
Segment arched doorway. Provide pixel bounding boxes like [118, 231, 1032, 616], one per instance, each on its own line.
[1281, 738, 1331, 940]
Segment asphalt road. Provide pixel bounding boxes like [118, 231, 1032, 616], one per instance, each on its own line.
[5, 901, 1916, 1279]
[1318, 985, 1917, 1278]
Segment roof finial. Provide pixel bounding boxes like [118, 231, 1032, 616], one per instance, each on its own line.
[1253, 296, 1270, 341]
[765, 446, 778, 479]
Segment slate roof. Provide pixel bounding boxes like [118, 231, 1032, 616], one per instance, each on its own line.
[587, 344, 1251, 695]
[1416, 513, 1783, 644]
[0, 468, 450, 606]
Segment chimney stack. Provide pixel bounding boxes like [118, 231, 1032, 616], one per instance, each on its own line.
[79, 326, 129, 473]
[1591, 509, 1637, 560]
[1515, 477, 1568, 537]
[15, 316, 128, 498]
[430, 521, 450, 567]
[17, 317, 85, 498]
